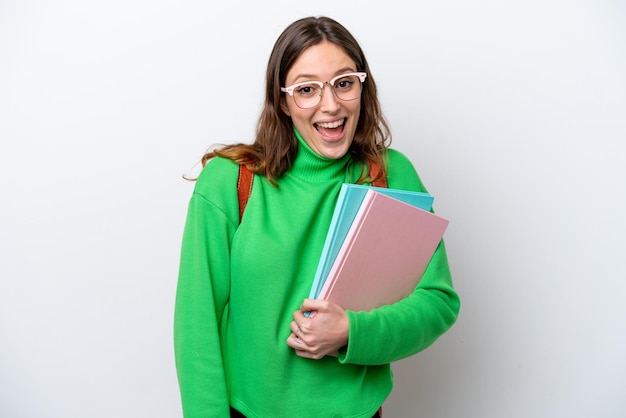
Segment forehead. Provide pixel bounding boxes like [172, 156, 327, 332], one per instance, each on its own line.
[286, 41, 356, 83]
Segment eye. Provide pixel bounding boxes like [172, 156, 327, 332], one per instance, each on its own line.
[334, 77, 356, 91]
[295, 84, 320, 97]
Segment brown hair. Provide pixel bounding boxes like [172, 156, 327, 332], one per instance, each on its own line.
[197, 16, 391, 185]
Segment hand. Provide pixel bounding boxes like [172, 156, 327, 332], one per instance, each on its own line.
[286, 299, 349, 360]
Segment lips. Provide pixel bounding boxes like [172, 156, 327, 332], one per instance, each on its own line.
[315, 118, 345, 141]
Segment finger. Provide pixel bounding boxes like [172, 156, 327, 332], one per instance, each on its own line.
[292, 309, 308, 324]
[300, 298, 325, 312]
[289, 321, 303, 337]
[300, 300, 325, 318]
[286, 334, 326, 360]
[286, 332, 305, 350]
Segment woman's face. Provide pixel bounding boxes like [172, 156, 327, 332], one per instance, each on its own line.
[281, 41, 361, 160]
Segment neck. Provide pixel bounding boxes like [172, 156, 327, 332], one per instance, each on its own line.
[288, 128, 352, 182]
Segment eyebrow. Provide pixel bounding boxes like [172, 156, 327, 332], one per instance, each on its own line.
[290, 67, 357, 84]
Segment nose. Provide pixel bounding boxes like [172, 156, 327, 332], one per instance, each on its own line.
[318, 83, 340, 112]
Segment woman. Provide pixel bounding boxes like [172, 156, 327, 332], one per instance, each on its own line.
[174, 16, 460, 418]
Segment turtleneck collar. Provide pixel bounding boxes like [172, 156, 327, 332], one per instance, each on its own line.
[288, 127, 352, 182]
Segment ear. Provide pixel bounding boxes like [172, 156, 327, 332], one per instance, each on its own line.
[280, 97, 291, 117]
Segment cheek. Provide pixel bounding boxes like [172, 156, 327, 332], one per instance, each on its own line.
[289, 106, 315, 125]
[347, 98, 362, 116]
[348, 104, 362, 128]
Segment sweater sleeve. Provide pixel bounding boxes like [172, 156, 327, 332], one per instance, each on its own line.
[339, 149, 460, 365]
[174, 159, 239, 417]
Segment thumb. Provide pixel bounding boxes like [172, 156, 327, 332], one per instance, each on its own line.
[301, 298, 325, 316]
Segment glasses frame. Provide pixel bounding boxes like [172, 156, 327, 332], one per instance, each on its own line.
[281, 72, 367, 109]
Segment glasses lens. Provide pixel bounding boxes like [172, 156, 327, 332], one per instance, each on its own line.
[293, 83, 323, 109]
[332, 74, 363, 102]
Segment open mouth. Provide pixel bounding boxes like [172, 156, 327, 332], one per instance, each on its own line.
[315, 118, 346, 140]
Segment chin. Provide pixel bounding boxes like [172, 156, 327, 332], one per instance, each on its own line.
[318, 144, 351, 160]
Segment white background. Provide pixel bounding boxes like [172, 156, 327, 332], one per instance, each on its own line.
[1, 1, 625, 417]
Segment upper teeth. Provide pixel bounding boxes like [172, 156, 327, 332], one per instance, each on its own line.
[317, 119, 344, 129]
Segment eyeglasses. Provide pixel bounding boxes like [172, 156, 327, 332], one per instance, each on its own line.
[281, 72, 367, 109]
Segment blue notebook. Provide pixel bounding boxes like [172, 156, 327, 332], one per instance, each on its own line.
[308, 184, 434, 300]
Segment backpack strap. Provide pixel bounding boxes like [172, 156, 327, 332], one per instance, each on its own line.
[236, 160, 387, 222]
[237, 164, 254, 222]
[369, 160, 388, 188]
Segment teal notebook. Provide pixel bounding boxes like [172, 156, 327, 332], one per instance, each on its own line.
[308, 184, 434, 300]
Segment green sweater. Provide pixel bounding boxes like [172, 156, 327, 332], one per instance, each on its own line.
[174, 134, 460, 418]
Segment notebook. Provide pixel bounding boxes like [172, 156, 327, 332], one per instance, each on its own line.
[317, 189, 449, 312]
[308, 184, 434, 300]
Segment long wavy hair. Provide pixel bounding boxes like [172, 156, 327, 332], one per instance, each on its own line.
[197, 16, 391, 185]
